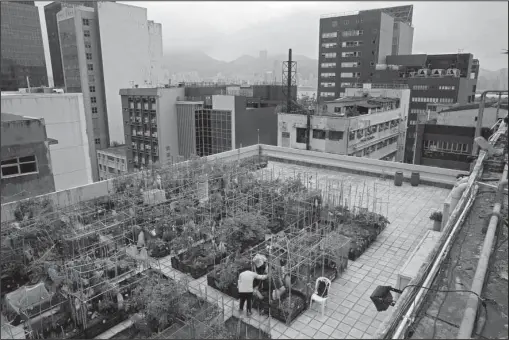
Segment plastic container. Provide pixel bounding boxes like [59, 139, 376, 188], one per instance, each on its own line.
[410, 172, 420, 187]
[394, 171, 404, 186]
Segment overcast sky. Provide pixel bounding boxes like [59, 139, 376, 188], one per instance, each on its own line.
[37, 1, 508, 73]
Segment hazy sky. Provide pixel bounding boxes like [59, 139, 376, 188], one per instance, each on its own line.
[37, 1, 508, 76]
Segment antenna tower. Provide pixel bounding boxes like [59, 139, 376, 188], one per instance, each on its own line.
[282, 48, 297, 113]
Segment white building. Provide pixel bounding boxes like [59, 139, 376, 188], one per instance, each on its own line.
[97, 2, 163, 144]
[0, 93, 93, 190]
[97, 146, 128, 181]
[278, 86, 410, 162]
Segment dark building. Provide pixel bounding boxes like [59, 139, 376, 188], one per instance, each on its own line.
[318, 5, 414, 101]
[1, 1, 48, 91]
[374, 53, 479, 163]
[1, 113, 56, 203]
[44, 2, 92, 88]
[414, 123, 491, 171]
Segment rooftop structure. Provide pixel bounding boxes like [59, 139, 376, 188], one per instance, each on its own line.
[0, 118, 505, 340]
[97, 145, 128, 181]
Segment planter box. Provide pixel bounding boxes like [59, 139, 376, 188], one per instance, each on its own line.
[252, 288, 307, 325]
[171, 251, 227, 279]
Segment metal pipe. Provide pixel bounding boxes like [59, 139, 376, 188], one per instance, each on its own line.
[473, 90, 508, 155]
[392, 184, 478, 339]
[457, 165, 508, 339]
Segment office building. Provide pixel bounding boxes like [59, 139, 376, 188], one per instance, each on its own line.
[120, 86, 185, 171]
[278, 85, 410, 162]
[1, 113, 56, 203]
[374, 53, 479, 163]
[44, 1, 92, 88]
[97, 2, 163, 144]
[0, 1, 47, 91]
[97, 146, 128, 180]
[317, 5, 414, 100]
[1, 93, 94, 189]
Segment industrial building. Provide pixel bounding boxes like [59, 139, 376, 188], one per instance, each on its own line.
[97, 145, 128, 181]
[317, 5, 414, 100]
[1, 113, 56, 203]
[1, 93, 94, 189]
[0, 1, 48, 91]
[278, 85, 410, 162]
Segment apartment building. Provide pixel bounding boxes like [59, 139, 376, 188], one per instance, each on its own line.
[97, 146, 128, 180]
[278, 86, 410, 162]
[1, 113, 56, 203]
[1, 1, 47, 91]
[44, 1, 92, 88]
[317, 5, 414, 100]
[374, 53, 479, 163]
[1, 93, 94, 190]
[120, 86, 184, 171]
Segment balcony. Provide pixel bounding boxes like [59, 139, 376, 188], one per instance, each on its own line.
[144, 131, 150, 137]
[152, 132, 158, 138]
[151, 119, 157, 125]
[135, 116, 142, 123]
[144, 117, 149, 124]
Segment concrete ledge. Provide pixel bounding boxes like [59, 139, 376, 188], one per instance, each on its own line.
[261, 145, 466, 189]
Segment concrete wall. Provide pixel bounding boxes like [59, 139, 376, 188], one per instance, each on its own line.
[1, 94, 93, 191]
[147, 21, 163, 86]
[393, 22, 413, 55]
[1, 118, 55, 203]
[97, 2, 153, 144]
[235, 105, 278, 148]
[436, 107, 506, 128]
[378, 12, 395, 64]
[176, 102, 199, 159]
[157, 87, 185, 164]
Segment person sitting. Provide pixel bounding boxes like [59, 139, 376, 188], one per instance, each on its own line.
[238, 269, 267, 317]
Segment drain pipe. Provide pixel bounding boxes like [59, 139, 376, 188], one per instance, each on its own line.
[457, 164, 508, 339]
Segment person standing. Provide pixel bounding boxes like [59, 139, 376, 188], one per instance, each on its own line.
[238, 269, 267, 316]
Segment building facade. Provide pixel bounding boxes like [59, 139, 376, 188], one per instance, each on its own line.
[97, 2, 163, 144]
[44, 1, 92, 88]
[97, 146, 128, 181]
[1, 93, 94, 189]
[57, 5, 110, 159]
[1, 113, 56, 203]
[120, 87, 184, 171]
[1, 1, 48, 91]
[375, 53, 479, 163]
[317, 5, 414, 101]
[278, 86, 410, 162]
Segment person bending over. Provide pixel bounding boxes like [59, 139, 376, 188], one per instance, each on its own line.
[238, 269, 267, 316]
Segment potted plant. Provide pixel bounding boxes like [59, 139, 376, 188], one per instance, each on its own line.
[429, 211, 443, 231]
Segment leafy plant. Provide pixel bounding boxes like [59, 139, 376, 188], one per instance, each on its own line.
[429, 211, 443, 222]
[218, 212, 269, 252]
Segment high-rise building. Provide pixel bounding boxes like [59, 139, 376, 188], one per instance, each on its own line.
[44, 1, 92, 88]
[0, 1, 47, 91]
[374, 53, 479, 163]
[317, 5, 413, 101]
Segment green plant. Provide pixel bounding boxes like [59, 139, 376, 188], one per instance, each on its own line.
[429, 211, 443, 222]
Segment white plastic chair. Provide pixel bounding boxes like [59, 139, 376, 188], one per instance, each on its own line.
[310, 277, 331, 317]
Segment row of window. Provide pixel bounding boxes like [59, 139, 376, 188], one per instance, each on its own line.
[410, 109, 428, 114]
[321, 92, 335, 97]
[353, 137, 398, 157]
[322, 52, 336, 58]
[349, 120, 401, 141]
[408, 120, 418, 125]
[342, 51, 362, 57]
[321, 41, 364, 49]
[412, 97, 454, 103]
[330, 18, 364, 28]
[321, 82, 335, 88]
[412, 85, 456, 91]
[423, 140, 469, 154]
[321, 29, 370, 39]
[321, 72, 335, 78]
[1, 155, 38, 178]
[340, 72, 361, 78]
[294, 128, 344, 143]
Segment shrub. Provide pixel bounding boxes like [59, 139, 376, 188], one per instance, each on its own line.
[429, 211, 443, 222]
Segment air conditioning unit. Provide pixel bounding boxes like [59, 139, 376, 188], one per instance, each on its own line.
[431, 69, 445, 77]
[417, 69, 430, 77]
[446, 68, 460, 77]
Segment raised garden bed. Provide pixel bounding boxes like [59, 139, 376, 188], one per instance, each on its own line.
[224, 316, 271, 339]
[251, 288, 307, 324]
[171, 241, 227, 279]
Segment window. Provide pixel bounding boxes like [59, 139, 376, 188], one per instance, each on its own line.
[341, 61, 361, 68]
[321, 63, 336, 68]
[91, 97, 96, 103]
[344, 20, 349, 25]
[92, 107, 98, 114]
[322, 52, 337, 58]
[321, 73, 335, 79]
[341, 51, 362, 57]
[342, 30, 363, 37]
[87, 64, 94, 71]
[86, 53, 92, 60]
[82, 18, 89, 26]
[322, 32, 338, 38]
[84, 30, 90, 37]
[85, 43, 92, 49]
[322, 42, 337, 48]
[340, 72, 361, 78]
[413, 85, 428, 90]
[88, 75, 95, 82]
[340, 82, 355, 88]
[329, 131, 344, 141]
[89, 86, 95, 92]
[95, 138, 101, 144]
[1, 156, 38, 177]
[331, 20, 338, 28]
[296, 128, 307, 143]
[282, 132, 290, 138]
[312, 129, 326, 139]
[320, 92, 335, 97]
[341, 41, 363, 48]
[321, 82, 335, 88]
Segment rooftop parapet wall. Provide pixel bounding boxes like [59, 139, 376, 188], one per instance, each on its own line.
[1, 144, 466, 222]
